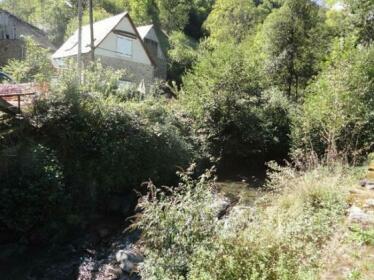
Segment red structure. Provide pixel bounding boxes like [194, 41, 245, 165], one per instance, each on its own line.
[0, 83, 36, 114]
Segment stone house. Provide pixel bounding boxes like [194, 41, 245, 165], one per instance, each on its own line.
[52, 12, 168, 91]
[0, 9, 55, 66]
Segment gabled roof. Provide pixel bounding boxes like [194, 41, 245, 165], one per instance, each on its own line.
[0, 9, 55, 49]
[0, 9, 47, 37]
[137, 24, 154, 39]
[52, 12, 155, 66]
[52, 12, 127, 59]
[137, 24, 170, 60]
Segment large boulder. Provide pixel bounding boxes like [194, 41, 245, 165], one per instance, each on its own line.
[365, 199, 374, 208]
[348, 206, 374, 224]
[115, 248, 143, 273]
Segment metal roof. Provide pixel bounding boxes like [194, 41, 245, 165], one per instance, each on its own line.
[52, 12, 128, 59]
[136, 24, 154, 39]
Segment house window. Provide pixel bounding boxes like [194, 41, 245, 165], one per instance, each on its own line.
[145, 38, 158, 59]
[117, 36, 133, 57]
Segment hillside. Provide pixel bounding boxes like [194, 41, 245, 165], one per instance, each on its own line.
[0, 0, 373, 279]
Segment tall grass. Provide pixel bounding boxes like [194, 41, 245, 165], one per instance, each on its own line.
[135, 164, 357, 280]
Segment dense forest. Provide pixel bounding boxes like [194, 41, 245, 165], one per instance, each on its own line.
[0, 0, 373, 279]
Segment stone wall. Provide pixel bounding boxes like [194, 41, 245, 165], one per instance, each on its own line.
[154, 57, 167, 80]
[95, 54, 155, 91]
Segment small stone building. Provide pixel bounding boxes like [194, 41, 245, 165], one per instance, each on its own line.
[0, 9, 55, 66]
[52, 12, 168, 92]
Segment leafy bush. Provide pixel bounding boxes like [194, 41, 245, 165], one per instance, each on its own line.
[134, 166, 219, 279]
[3, 37, 53, 83]
[136, 164, 353, 279]
[32, 65, 194, 211]
[181, 40, 291, 170]
[0, 143, 68, 237]
[81, 62, 125, 97]
[291, 44, 374, 163]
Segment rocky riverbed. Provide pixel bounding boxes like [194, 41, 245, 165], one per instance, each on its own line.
[0, 217, 143, 280]
[0, 180, 262, 280]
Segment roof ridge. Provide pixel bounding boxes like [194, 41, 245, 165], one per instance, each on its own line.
[0, 9, 47, 36]
[79, 12, 128, 31]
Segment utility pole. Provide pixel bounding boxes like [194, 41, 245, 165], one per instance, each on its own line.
[77, 0, 83, 85]
[89, 0, 95, 62]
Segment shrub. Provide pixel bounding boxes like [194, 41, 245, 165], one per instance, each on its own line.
[81, 62, 125, 97]
[291, 43, 374, 163]
[181, 41, 291, 171]
[32, 67, 194, 212]
[0, 143, 68, 237]
[3, 37, 54, 83]
[136, 164, 354, 279]
[134, 166, 219, 279]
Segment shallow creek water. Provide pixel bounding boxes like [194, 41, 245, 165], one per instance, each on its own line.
[215, 180, 264, 206]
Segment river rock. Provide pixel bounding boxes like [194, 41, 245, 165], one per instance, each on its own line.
[116, 249, 143, 273]
[213, 195, 231, 218]
[365, 199, 374, 208]
[348, 206, 374, 224]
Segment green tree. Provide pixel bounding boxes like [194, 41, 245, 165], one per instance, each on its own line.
[181, 38, 291, 169]
[184, 0, 214, 39]
[345, 0, 374, 46]
[0, 0, 76, 46]
[292, 42, 374, 162]
[262, 0, 324, 100]
[155, 0, 192, 32]
[168, 31, 199, 83]
[127, 0, 159, 25]
[204, 0, 283, 45]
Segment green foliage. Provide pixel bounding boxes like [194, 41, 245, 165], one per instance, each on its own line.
[292, 44, 374, 162]
[158, 0, 191, 31]
[345, 0, 374, 46]
[134, 166, 218, 279]
[3, 37, 53, 83]
[98, 0, 128, 14]
[64, 7, 112, 39]
[31, 64, 194, 211]
[81, 62, 125, 96]
[181, 39, 290, 169]
[136, 164, 353, 279]
[204, 0, 281, 45]
[349, 224, 374, 246]
[262, 0, 326, 100]
[168, 31, 199, 83]
[0, 0, 76, 46]
[127, 0, 159, 25]
[0, 143, 68, 236]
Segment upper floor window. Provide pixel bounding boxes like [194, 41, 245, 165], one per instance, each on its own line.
[117, 36, 133, 57]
